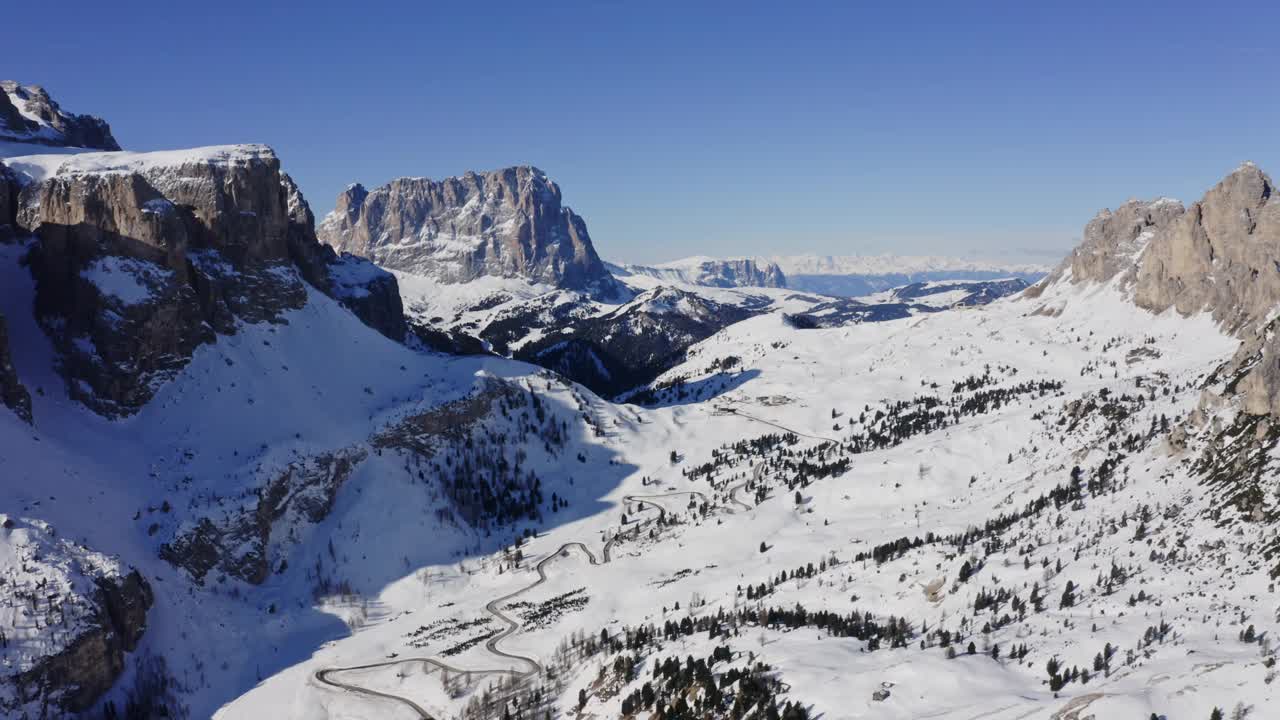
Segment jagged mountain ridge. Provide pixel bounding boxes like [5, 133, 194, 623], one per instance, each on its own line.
[1028, 162, 1280, 416]
[318, 167, 619, 296]
[0, 81, 119, 151]
[610, 256, 787, 289]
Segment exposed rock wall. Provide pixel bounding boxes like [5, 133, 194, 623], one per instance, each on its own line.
[1039, 163, 1280, 417]
[1052, 164, 1277, 331]
[614, 258, 787, 289]
[0, 163, 16, 241]
[7, 146, 406, 415]
[2, 516, 153, 715]
[319, 166, 617, 295]
[717, 258, 786, 288]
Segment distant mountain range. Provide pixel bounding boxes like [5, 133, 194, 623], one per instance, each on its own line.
[608, 257, 786, 289]
[614, 254, 1048, 295]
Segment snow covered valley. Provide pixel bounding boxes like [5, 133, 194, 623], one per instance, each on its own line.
[2, 80, 1280, 720]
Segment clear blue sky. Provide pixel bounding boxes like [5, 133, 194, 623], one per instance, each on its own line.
[9, 1, 1278, 264]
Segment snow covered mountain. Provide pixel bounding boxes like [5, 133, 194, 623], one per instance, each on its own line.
[318, 168, 620, 297]
[783, 277, 1030, 329]
[609, 257, 787, 289]
[1, 142, 404, 417]
[757, 253, 1049, 296]
[325, 172, 802, 400]
[4, 84, 1280, 720]
[0, 81, 119, 151]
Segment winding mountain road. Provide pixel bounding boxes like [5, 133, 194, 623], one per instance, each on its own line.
[314, 492, 710, 717]
[315, 408, 828, 717]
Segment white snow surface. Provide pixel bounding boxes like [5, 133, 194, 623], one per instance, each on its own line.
[225, 275, 1263, 720]
[80, 255, 172, 306]
[1, 143, 276, 185]
[1, 230, 1274, 720]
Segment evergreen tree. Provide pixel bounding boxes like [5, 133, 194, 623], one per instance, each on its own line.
[1060, 580, 1076, 609]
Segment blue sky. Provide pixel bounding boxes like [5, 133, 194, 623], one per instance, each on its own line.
[9, 1, 1278, 264]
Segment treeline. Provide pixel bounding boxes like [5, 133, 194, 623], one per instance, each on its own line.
[610, 647, 808, 720]
[847, 379, 1063, 454]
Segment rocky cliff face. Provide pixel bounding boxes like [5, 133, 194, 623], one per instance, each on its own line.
[0, 163, 16, 241]
[1035, 163, 1280, 416]
[714, 258, 786, 288]
[318, 167, 618, 295]
[1048, 163, 1277, 330]
[3, 144, 406, 416]
[1, 81, 119, 150]
[281, 172, 407, 341]
[161, 447, 367, 584]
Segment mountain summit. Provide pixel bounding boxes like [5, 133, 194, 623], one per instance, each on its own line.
[1061, 163, 1276, 332]
[318, 166, 618, 296]
[1030, 162, 1280, 414]
[0, 81, 119, 150]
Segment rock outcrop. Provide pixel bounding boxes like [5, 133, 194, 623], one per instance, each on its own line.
[161, 448, 367, 584]
[1037, 163, 1280, 416]
[1049, 163, 1277, 330]
[318, 167, 619, 296]
[711, 258, 786, 288]
[1, 81, 120, 150]
[1, 516, 153, 714]
[282, 172, 407, 341]
[3, 144, 406, 416]
[13, 571, 152, 713]
[1055, 197, 1187, 289]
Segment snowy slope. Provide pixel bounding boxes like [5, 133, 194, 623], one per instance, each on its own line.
[216, 269, 1273, 720]
[2, 92, 1274, 720]
[3, 227, 1272, 720]
[0, 230, 643, 717]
